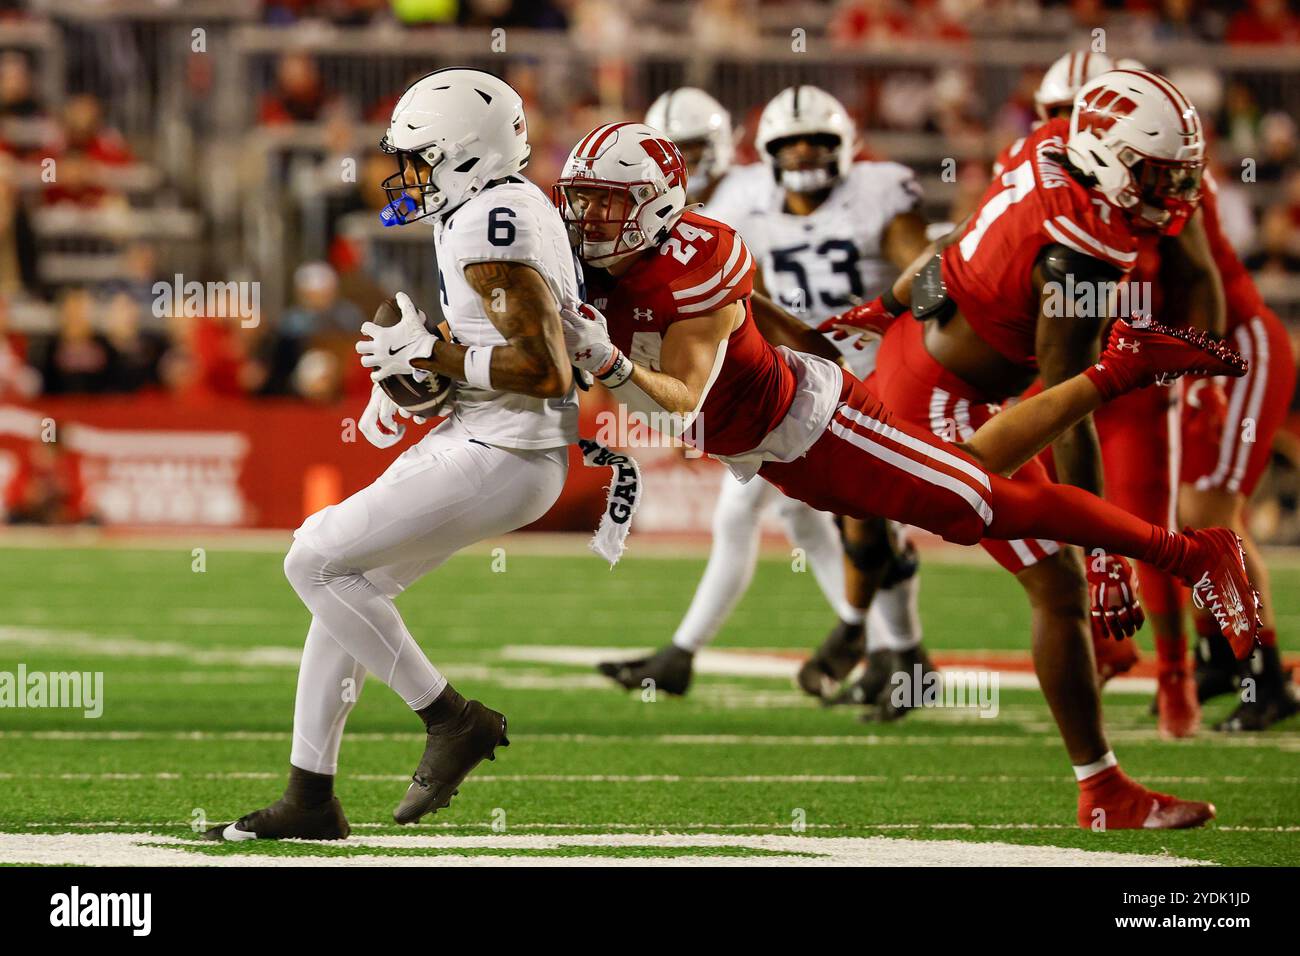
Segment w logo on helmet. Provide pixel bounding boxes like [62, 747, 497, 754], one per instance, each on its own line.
[1077, 86, 1138, 134]
[641, 138, 687, 190]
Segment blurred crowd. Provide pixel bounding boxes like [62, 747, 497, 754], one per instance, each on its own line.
[0, 0, 1299, 406]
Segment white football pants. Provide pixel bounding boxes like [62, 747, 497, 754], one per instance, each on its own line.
[284, 418, 568, 775]
[671, 470, 924, 654]
[671, 470, 855, 652]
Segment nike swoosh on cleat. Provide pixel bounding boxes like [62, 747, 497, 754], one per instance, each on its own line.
[223, 823, 258, 841]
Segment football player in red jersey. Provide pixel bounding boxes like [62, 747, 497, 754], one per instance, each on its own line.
[824, 67, 1231, 766]
[554, 118, 1256, 829]
[1179, 175, 1298, 731]
[988, 54, 1228, 739]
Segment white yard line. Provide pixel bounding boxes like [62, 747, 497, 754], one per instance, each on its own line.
[1, 771, 1295, 785]
[503, 644, 1162, 695]
[17, 821, 1300, 833]
[2, 729, 1296, 749]
[0, 831, 1210, 867]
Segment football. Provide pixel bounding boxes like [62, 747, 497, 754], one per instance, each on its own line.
[369, 296, 455, 414]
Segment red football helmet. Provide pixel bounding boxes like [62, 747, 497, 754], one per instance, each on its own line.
[1066, 69, 1205, 236]
[553, 122, 689, 267]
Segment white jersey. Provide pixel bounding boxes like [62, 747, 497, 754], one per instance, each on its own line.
[717, 161, 921, 376]
[432, 177, 580, 450]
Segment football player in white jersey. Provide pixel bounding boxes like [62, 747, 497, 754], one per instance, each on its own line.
[645, 87, 735, 209]
[740, 85, 935, 715]
[205, 70, 577, 841]
[596, 88, 862, 699]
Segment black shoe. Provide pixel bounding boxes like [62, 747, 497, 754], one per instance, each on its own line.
[1195, 630, 1240, 703]
[822, 648, 892, 708]
[796, 620, 866, 700]
[596, 644, 694, 696]
[1214, 646, 1297, 732]
[203, 796, 350, 842]
[861, 645, 939, 723]
[394, 695, 509, 824]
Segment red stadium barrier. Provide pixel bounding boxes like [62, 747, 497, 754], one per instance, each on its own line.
[0, 395, 727, 533]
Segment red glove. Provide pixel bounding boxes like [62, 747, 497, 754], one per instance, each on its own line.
[1086, 552, 1146, 642]
[816, 296, 902, 350]
[1184, 376, 1229, 450]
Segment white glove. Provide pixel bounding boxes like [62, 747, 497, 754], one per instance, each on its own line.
[356, 292, 438, 383]
[560, 301, 632, 386]
[358, 384, 425, 449]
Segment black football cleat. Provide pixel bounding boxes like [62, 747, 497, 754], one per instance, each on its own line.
[1214, 646, 1297, 732]
[394, 696, 509, 824]
[596, 644, 694, 696]
[796, 620, 866, 700]
[822, 647, 891, 708]
[1195, 630, 1241, 703]
[861, 645, 939, 722]
[203, 796, 350, 842]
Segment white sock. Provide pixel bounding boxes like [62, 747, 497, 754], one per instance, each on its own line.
[672, 500, 763, 653]
[1072, 750, 1119, 782]
[290, 618, 367, 775]
[284, 541, 446, 709]
[868, 574, 923, 652]
[777, 499, 860, 625]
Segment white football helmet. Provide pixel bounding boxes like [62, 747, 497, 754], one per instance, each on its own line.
[754, 85, 855, 193]
[554, 122, 689, 268]
[1067, 69, 1205, 236]
[645, 87, 734, 199]
[379, 68, 530, 225]
[1035, 50, 1115, 120]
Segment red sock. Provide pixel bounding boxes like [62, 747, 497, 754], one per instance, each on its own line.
[986, 476, 1190, 573]
[1137, 564, 1184, 616]
[1155, 633, 1187, 670]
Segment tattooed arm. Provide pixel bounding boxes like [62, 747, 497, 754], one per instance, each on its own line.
[411, 260, 573, 399]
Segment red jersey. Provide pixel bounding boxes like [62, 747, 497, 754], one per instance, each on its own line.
[584, 210, 797, 457]
[943, 118, 1141, 368]
[1200, 173, 1269, 333]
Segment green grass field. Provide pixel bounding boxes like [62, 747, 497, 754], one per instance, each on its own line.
[1, 540, 1297, 866]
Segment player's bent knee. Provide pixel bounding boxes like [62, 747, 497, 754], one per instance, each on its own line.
[1018, 551, 1087, 614]
[284, 540, 330, 596]
[841, 520, 893, 572]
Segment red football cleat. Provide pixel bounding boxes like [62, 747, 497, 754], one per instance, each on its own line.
[1084, 317, 1248, 401]
[1156, 662, 1202, 739]
[1077, 766, 1215, 830]
[1175, 528, 1262, 660]
[1093, 632, 1140, 687]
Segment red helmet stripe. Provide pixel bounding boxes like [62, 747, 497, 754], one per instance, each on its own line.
[577, 122, 634, 161]
[1112, 69, 1198, 138]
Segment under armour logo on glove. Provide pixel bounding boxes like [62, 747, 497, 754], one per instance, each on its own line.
[1086, 552, 1146, 642]
[1115, 338, 1141, 353]
[576, 348, 593, 361]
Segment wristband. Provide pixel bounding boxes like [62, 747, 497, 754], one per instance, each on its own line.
[463, 345, 495, 390]
[597, 350, 634, 388]
[881, 285, 906, 317]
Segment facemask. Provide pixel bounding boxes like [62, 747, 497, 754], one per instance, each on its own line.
[781, 166, 833, 193]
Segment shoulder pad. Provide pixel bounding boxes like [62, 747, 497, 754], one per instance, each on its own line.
[1036, 242, 1124, 286]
